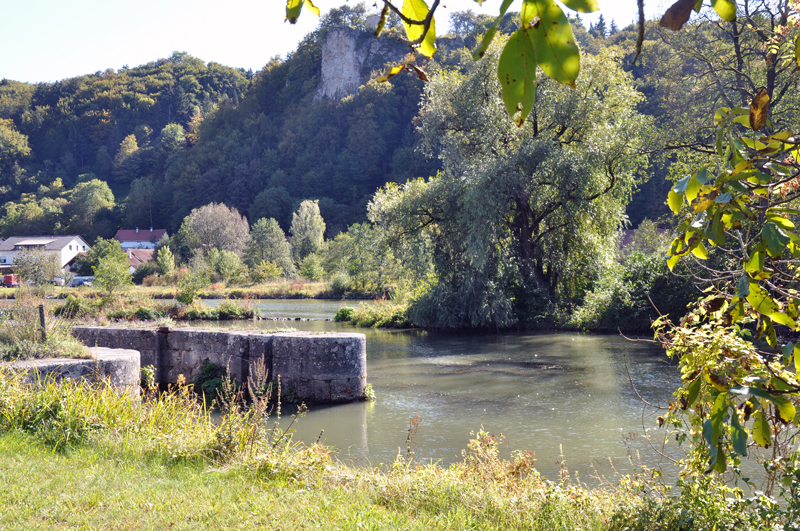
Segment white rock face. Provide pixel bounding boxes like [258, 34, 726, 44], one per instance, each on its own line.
[317, 28, 362, 100]
[316, 27, 409, 101]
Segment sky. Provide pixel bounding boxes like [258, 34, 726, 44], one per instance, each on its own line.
[0, 0, 667, 84]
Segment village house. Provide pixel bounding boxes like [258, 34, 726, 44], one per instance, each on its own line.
[0, 235, 91, 272]
[114, 227, 167, 249]
[126, 248, 155, 274]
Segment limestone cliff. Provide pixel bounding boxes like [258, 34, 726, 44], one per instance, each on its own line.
[316, 27, 408, 100]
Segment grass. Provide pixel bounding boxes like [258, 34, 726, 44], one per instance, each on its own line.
[0, 280, 338, 301]
[0, 288, 88, 361]
[0, 364, 782, 530]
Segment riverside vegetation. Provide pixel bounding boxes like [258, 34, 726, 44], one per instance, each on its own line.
[0, 363, 790, 530]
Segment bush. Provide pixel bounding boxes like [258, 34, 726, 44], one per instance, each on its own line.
[177, 272, 210, 305]
[133, 262, 160, 285]
[569, 252, 696, 332]
[249, 260, 282, 283]
[329, 271, 351, 297]
[299, 254, 324, 281]
[216, 299, 256, 320]
[335, 301, 410, 328]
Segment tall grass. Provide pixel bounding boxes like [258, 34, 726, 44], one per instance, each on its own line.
[0, 288, 87, 361]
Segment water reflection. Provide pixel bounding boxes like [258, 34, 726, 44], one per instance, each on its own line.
[203, 300, 683, 482]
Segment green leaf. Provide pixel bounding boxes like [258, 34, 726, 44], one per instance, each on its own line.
[747, 281, 780, 317]
[770, 311, 797, 330]
[558, 0, 599, 13]
[497, 28, 538, 126]
[766, 213, 795, 230]
[752, 410, 771, 448]
[796, 35, 800, 69]
[285, 0, 303, 23]
[473, 0, 514, 59]
[686, 174, 702, 202]
[710, 392, 727, 446]
[735, 276, 750, 298]
[745, 247, 765, 277]
[402, 0, 437, 58]
[731, 386, 797, 422]
[673, 174, 691, 193]
[687, 377, 702, 407]
[668, 190, 683, 214]
[526, 0, 580, 87]
[763, 222, 790, 257]
[730, 410, 748, 456]
[710, 0, 736, 22]
[691, 241, 708, 259]
[709, 210, 726, 246]
[667, 253, 680, 272]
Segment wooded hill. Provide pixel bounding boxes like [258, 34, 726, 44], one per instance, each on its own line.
[1, 5, 796, 241]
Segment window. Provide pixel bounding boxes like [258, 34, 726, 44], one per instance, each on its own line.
[82, 246, 86, 251]
[69, 245, 72, 251]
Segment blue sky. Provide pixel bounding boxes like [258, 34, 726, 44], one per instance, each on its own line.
[1, 0, 665, 83]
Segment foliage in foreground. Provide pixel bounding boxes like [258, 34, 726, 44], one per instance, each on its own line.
[0, 367, 791, 530]
[660, 95, 800, 504]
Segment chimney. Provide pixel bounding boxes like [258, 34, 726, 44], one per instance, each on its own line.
[135, 227, 139, 233]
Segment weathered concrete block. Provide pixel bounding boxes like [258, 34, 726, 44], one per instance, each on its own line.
[71, 326, 367, 403]
[5, 347, 140, 396]
[272, 332, 366, 402]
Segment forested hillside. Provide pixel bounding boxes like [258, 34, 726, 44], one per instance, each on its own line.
[2, 4, 797, 246]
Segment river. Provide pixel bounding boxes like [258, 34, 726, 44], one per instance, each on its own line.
[202, 299, 683, 482]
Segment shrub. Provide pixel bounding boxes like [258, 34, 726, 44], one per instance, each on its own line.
[250, 260, 283, 283]
[216, 299, 256, 320]
[329, 271, 351, 296]
[299, 254, 324, 281]
[177, 271, 210, 305]
[133, 262, 160, 285]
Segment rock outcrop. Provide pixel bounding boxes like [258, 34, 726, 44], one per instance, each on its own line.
[316, 27, 409, 100]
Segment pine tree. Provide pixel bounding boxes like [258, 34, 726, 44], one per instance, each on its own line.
[590, 14, 607, 39]
[609, 19, 619, 36]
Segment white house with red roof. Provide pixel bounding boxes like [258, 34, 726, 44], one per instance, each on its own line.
[114, 227, 167, 249]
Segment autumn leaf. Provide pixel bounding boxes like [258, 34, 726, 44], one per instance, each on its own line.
[749, 88, 769, 131]
[286, 0, 303, 23]
[659, 0, 696, 30]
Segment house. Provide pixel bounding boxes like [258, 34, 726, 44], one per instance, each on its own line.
[126, 248, 155, 274]
[114, 227, 167, 249]
[0, 235, 91, 272]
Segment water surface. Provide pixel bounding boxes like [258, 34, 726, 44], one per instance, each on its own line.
[205, 299, 681, 481]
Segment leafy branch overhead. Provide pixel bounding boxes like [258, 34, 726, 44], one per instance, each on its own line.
[286, 0, 799, 127]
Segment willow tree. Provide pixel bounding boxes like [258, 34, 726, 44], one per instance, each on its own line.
[369, 45, 650, 329]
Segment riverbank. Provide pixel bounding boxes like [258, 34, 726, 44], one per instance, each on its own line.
[0, 370, 774, 530]
[0, 281, 383, 301]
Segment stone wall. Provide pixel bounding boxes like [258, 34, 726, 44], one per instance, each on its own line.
[72, 327, 367, 402]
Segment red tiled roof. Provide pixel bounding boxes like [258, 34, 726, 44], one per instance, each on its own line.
[114, 229, 167, 242]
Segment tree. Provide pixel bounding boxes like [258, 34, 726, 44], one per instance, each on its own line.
[370, 44, 649, 328]
[76, 237, 127, 276]
[179, 202, 250, 255]
[243, 217, 295, 277]
[93, 255, 133, 296]
[157, 245, 175, 277]
[13, 249, 61, 286]
[289, 200, 325, 262]
[590, 14, 607, 38]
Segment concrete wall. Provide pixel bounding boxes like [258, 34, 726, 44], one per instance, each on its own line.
[72, 326, 367, 402]
[5, 347, 140, 396]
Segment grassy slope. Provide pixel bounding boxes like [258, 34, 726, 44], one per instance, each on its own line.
[0, 432, 613, 530]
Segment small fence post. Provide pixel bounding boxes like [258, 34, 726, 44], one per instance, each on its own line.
[39, 304, 47, 342]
